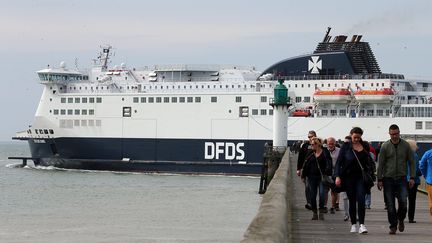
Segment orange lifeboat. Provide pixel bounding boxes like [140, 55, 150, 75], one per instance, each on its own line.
[313, 89, 351, 103]
[292, 109, 312, 117]
[354, 88, 394, 102]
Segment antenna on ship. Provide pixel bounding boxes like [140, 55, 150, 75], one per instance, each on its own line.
[323, 27, 332, 43]
[99, 45, 112, 71]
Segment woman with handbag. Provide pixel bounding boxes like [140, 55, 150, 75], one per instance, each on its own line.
[301, 137, 332, 220]
[334, 127, 374, 234]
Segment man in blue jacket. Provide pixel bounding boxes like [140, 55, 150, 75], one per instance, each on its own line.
[419, 146, 432, 220]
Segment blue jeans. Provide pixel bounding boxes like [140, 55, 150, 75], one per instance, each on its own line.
[365, 193, 371, 207]
[307, 176, 325, 211]
[344, 175, 366, 225]
[383, 177, 408, 228]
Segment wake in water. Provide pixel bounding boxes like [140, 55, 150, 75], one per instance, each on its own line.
[4, 163, 258, 178]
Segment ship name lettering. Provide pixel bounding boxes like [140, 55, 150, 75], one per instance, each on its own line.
[204, 142, 245, 160]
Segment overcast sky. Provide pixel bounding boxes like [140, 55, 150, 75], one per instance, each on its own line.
[1, 0, 431, 141]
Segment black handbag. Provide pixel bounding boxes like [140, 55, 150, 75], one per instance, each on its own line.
[352, 150, 375, 189]
[316, 156, 334, 188]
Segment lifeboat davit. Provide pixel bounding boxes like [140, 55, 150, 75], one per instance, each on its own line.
[292, 109, 312, 117]
[354, 88, 394, 102]
[313, 89, 351, 103]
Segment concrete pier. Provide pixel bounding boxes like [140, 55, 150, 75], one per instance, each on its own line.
[242, 150, 432, 243]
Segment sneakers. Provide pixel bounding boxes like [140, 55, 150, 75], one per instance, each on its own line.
[305, 204, 312, 210]
[343, 215, 349, 221]
[398, 220, 405, 232]
[389, 227, 397, 234]
[350, 224, 357, 233]
[359, 224, 368, 234]
[330, 207, 335, 214]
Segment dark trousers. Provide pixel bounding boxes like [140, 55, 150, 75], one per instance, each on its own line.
[307, 176, 325, 210]
[383, 177, 408, 229]
[407, 183, 419, 221]
[344, 175, 366, 225]
[305, 179, 311, 206]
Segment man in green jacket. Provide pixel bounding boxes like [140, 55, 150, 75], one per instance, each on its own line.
[377, 124, 415, 235]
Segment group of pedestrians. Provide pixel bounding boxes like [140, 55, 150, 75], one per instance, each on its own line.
[295, 124, 432, 235]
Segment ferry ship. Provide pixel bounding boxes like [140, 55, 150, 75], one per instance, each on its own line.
[13, 28, 432, 175]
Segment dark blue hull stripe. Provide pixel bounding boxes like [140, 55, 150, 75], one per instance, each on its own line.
[28, 138, 270, 175]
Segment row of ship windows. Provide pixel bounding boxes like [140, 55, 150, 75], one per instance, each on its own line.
[64, 83, 272, 91]
[57, 96, 270, 104]
[60, 97, 102, 103]
[415, 121, 432, 130]
[318, 109, 391, 117]
[289, 82, 386, 89]
[133, 96, 269, 103]
[251, 109, 273, 116]
[52, 109, 95, 115]
[60, 119, 102, 128]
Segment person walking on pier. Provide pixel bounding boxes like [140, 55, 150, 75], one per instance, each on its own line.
[405, 139, 421, 223]
[301, 137, 332, 220]
[377, 124, 415, 235]
[297, 130, 317, 210]
[419, 146, 432, 220]
[334, 127, 374, 234]
[327, 137, 340, 214]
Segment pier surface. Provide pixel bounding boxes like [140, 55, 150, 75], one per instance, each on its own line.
[243, 151, 432, 243]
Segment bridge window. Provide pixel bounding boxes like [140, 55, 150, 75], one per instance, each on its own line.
[156, 97, 162, 103]
[67, 109, 73, 115]
[82, 110, 87, 115]
[164, 97, 170, 103]
[148, 97, 154, 103]
[322, 110, 328, 116]
[187, 97, 193, 103]
[252, 109, 258, 115]
[235, 96, 242, 103]
[261, 96, 267, 102]
[304, 97, 311, 102]
[89, 98, 95, 103]
[96, 97, 102, 103]
[141, 97, 146, 103]
[195, 97, 201, 103]
[133, 97, 139, 103]
[74, 109, 80, 115]
[171, 97, 177, 103]
[81, 120, 87, 126]
[269, 109, 273, 115]
[211, 97, 217, 103]
[415, 121, 423, 130]
[89, 109, 95, 115]
[331, 110, 337, 116]
[377, 110, 384, 116]
[68, 98, 73, 103]
[61, 98, 66, 103]
[53, 109, 59, 115]
[339, 110, 346, 116]
[260, 109, 267, 115]
[426, 121, 432, 130]
[82, 98, 87, 103]
[295, 97, 301, 103]
[179, 97, 185, 103]
[61, 109, 66, 115]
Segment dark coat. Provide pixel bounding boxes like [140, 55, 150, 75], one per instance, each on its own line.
[333, 141, 375, 179]
[301, 148, 333, 179]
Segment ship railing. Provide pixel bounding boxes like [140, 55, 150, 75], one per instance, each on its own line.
[133, 64, 257, 72]
[267, 73, 404, 81]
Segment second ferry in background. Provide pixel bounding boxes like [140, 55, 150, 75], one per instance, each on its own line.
[12, 28, 432, 175]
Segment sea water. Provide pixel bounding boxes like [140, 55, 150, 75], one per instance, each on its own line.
[0, 142, 260, 243]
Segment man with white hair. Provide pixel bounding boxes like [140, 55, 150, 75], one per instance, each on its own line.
[327, 137, 340, 214]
